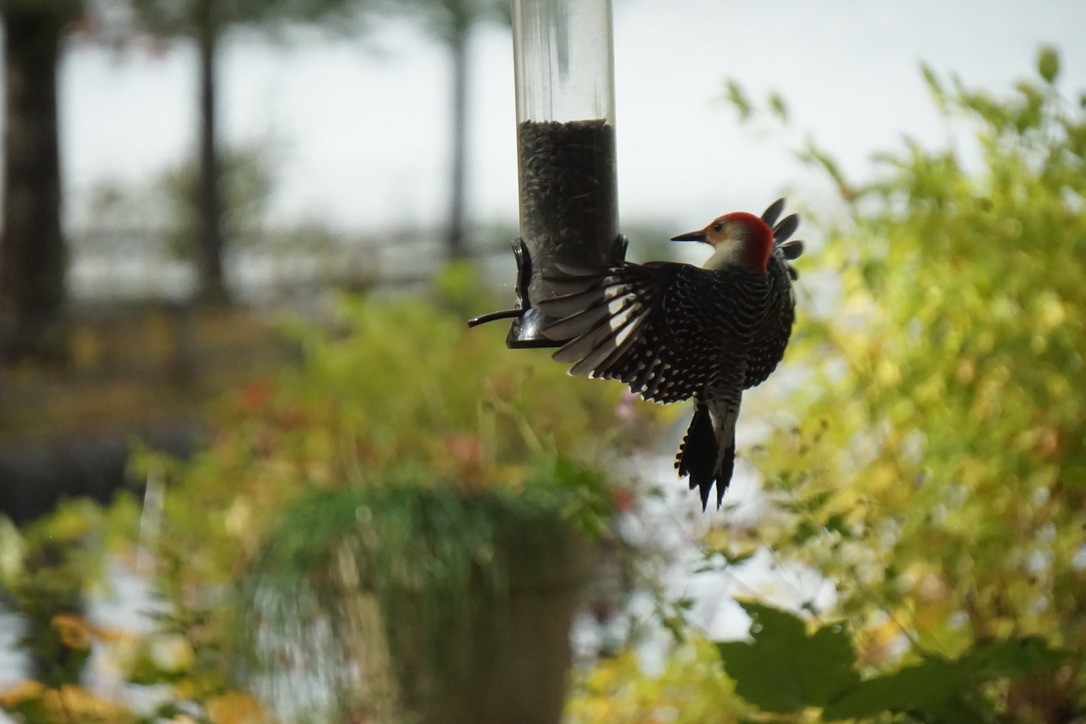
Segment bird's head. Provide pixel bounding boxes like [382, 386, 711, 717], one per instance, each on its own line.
[671, 211, 773, 273]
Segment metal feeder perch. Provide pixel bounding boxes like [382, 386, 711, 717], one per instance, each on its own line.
[469, 0, 627, 347]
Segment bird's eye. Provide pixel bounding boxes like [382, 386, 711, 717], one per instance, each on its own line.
[712, 221, 723, 233]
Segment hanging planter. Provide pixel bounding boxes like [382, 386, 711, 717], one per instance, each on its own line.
[241, 469, 599, 723]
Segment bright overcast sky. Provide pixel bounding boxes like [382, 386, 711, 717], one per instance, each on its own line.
[60, 0, 1086, 233]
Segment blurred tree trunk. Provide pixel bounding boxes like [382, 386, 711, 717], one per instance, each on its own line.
[194, 0, 227, 305]
[0, 7, 68, 363]
[129, 0, 378, 306]
[445, 20, 468, 260]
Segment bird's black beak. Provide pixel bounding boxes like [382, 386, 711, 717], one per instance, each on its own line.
[670, 230, 707, 242]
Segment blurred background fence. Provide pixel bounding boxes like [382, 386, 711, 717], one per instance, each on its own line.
[66, 225, 515, 306]
[0, 225, 519, 523]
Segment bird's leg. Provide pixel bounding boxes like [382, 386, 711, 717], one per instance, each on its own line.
[466, 238, 531, 328]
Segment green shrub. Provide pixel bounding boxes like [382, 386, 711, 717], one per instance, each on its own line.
[113, 267, 667, 712]
[716, 47, 1086, 721]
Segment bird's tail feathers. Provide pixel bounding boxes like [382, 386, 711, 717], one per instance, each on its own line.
[676, 402, 737, 510]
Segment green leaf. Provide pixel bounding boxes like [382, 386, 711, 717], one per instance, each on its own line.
[724, 79, 752, 121]
[823, 638, 1074, 721]
[959, 637, 1074, 680]
[1037, 46, 1060, 84]
[920, 62, 947, 110]
[722, 550, 756, 567]
[716, 602, 860, 713]
[823, 513, 850, 537]
[768, 92, 790, 122]
[823, 657, 966, 720]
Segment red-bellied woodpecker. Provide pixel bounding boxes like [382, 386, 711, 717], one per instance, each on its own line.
[539, 199, 802, 510]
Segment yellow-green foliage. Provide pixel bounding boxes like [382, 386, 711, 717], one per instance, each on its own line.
[731, 49, 1086, 717]
[566, 638, 753, 724]
[114, 267, 667, 704]
[134, 268, 663, 584]
[0, 500, 104, 687]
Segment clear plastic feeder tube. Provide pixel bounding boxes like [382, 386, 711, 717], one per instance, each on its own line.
[509, 0, 621, 347]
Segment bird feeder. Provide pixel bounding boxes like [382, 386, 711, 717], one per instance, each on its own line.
[469, 0, 626, 347]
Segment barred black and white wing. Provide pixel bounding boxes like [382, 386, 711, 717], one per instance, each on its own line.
[538, 261, 766, 404]
[743, 253, 795, 388]
[743, 200, 803, 388]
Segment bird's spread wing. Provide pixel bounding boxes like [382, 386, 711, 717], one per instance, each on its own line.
[539, 262, 747, 403]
